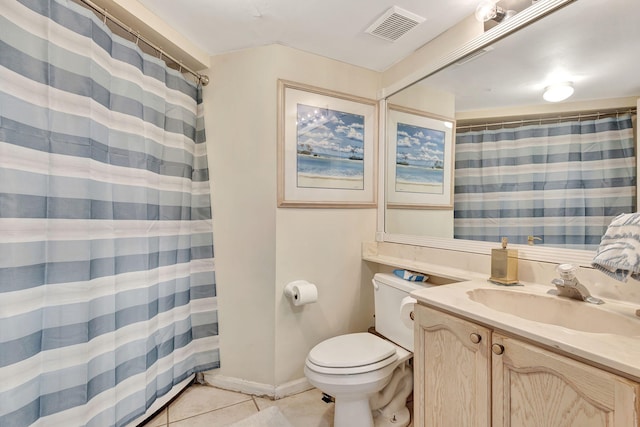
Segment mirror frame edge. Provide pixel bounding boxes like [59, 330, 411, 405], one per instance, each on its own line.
[376, 0, 605, 268]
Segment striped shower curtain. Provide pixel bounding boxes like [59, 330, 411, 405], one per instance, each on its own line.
[1, 1, 219, 426]
[454, 114, 636, 249]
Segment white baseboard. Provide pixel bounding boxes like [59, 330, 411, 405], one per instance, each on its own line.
[202, 370, 313, 400]
[274, 377, 314, 399]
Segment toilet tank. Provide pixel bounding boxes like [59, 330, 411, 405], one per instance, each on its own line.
[373, 272, 433, 352]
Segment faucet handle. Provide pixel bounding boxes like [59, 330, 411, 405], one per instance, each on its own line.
[556, 263, 577, 280]
[527, 235, 542, 245]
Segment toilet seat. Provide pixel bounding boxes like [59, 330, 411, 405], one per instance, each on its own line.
[306, 333, 399, 375]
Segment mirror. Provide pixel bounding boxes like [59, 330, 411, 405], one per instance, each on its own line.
[385, 0, 639, 250]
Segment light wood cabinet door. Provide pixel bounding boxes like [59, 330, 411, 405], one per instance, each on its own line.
[492, 333, 640, 427]
[414, 305, 492, 427]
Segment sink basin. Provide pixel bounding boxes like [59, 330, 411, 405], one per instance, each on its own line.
[467, 288, 640, 336]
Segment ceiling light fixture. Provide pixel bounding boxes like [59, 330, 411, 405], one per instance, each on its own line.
[543, 82, 574, 102]
[475, 1, 504, 22]
[475, 1, 515, 23]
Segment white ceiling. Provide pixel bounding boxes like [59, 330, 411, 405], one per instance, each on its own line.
[136, 0, 481, 72]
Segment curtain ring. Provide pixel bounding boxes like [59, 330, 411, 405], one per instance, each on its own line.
[135, 32, 140, 46]
[103, 10, 108, 25]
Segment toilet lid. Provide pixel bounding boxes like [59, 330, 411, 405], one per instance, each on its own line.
[308, 333, 397, 368]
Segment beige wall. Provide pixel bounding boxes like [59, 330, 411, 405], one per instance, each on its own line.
[205, 44, 379, 388]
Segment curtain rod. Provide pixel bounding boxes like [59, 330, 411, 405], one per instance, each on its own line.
[79, 0, 209, 86]
[457, 107, 637, 131]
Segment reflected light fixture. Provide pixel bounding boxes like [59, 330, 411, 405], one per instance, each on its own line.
[543, 82, 574, 102]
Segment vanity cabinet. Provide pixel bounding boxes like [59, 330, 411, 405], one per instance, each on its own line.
[414, 305, 640, 427]
[414, 304, 491, 426]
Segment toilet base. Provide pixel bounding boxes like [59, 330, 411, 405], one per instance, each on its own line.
[373, 406, 410, 427]
[371, 365, 413, 427]
[334, 396, 374, 427]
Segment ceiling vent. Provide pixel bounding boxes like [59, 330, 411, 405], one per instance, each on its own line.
[365, 6, 426, 42]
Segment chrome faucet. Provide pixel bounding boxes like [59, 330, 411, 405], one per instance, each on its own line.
[551, 264, 604, 305]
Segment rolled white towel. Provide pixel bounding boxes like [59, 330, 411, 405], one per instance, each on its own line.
[592, 213, 640, 282]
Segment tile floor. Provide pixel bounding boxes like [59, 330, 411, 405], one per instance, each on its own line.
[140, 383, 334, 427]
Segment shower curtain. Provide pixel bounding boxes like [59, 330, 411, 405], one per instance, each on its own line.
[0, 1, 219, 426]
[454, 114, 636, 249]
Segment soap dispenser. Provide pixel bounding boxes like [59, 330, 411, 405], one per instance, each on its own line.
[490, 237, 519, 285]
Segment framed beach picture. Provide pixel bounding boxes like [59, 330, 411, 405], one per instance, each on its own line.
[386, 104, 455, 209]
[277, 80, 378, 208]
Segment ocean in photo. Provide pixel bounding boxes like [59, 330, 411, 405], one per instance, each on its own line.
[395, 164, 443, 194]
[297, 154, 364, 189]
[396, 164, 443, 183]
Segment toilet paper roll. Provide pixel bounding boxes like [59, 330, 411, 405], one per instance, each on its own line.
[400, 296, 417, 329]
[285, 280, 318, 306]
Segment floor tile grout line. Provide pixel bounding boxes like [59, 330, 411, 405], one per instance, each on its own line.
[167, 398, 256, 424]
[250, 396, 262, 412]
[154, 385, 334, 426]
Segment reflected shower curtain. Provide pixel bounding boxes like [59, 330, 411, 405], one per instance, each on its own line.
[0, 1, 219, 426]
[454, 114, 636, 249]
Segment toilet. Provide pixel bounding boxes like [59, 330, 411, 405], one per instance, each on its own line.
[304, 272, 432, 427]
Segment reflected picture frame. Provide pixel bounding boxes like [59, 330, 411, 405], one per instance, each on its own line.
[277, 80, 378, 208]
[386, 104, 455, 209]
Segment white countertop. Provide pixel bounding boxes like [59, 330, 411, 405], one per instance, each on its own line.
[411, 280, 640, 381]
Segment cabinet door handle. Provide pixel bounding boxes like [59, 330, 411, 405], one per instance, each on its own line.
[492, 343, 505, 355]
[469, 333, 482, 344]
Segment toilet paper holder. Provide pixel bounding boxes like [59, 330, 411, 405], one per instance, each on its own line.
[284, 280, 318, 306]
